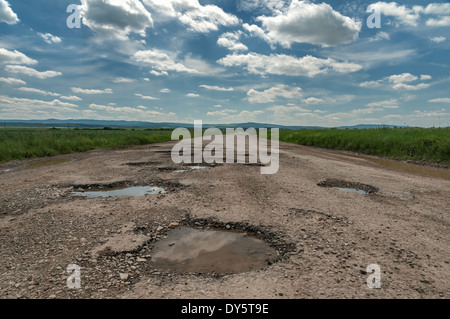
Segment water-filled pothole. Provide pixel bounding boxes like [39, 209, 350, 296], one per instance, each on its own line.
[150, 227, 277, 274]
[318, 179, 378, 195]
[72, 186, 166, 198]
[332, 187, 369, 195]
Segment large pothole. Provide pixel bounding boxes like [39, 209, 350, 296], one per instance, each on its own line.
[149, 226, 277, 274]
[70, 180, 183, 198]
[125, 216, 295, 277]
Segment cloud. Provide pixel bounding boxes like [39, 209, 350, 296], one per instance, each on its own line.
[199, 85, 234, 92]
[0, 77, 26, 85]
[16, 87, 60, 97]
[368, 2, 421, 27]
[88, 103, 177, 121]
[80, 0, 153, 40]
[5, 65, 62, 79]
[369, 31, 390, 42]
[368, 2, 450, 28]
[430, 36, 446, 43]
[388, 73, 418, 84]
[149, 70, 168, 77]
[37, 33, 62, 44]
[426, 16, 450, 27]
[218, 53, 362, 77]
[217, 31, 248, 52]
[206, 109, 238, 117]
[303, 97, 325, 105]
[247, 84, 303, 103]
[392, 83, 430, 91]
[367, 99, 399, 108]
[133, 49, 199, 74]
[0, 48, 37, 65]
[360, 73, 431, 91]
[0, 0, 19, 24]
[60, 95, 82, 101]
[246, 0, 361, 47]
[160, 88, 170, 93]
[359, 80, 383, 88]
[422, 3, 450, 14]
[429, 98, 450, 103]
[113, 77, 135, 83]
[186, 93, 199, 97]
[142, 0, 239, 33]
[237, 0, 288, 14]
[71, 87, 113, 94]
[0, 95, 79, 112]
[135, 93, 159, 100]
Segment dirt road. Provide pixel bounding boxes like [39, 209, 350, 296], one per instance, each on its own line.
[0, 141, 449, 299]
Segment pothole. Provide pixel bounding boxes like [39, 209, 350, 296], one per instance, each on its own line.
[72, 186, 166, 198]
[124, 162, 160, 167]
[69, 181, 177, 198]
[150, 227, 277, 274]
[127, 216, 295, 277]
[318, 179, 378, 195]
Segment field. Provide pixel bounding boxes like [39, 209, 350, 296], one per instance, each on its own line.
[0, 127, 173, 163]
[279, 127, 450, 165]
[0, 127, 449, 165]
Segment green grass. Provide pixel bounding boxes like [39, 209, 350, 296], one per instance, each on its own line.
[279, 127, 450, 165]
[1, 126, 449, 166]
[0, 127, 173, 163]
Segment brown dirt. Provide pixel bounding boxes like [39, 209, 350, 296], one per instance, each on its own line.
[0, 142, 449, 299]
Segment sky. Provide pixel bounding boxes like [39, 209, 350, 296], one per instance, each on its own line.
[0, 0, 449, 127]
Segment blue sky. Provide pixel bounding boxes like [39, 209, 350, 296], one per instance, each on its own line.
[0, 0, 449, 127]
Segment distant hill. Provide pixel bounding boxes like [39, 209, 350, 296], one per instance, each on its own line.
[0, 119, 401, 130]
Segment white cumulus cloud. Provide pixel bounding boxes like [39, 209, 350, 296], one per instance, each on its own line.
[246, 0, 361, 47]
[0, 48, 37, 65]
[71, 87, 113, 94]
[142, 0, 239, 33]
[38, 33, 62, 44]
[247, 84, 303, 103]
[0, 0, 19, 24]
[218, 53, 362, 77]
[80, 0, 153, 40]
[5, 65, 62, 79]
[133, 49, 199, 74]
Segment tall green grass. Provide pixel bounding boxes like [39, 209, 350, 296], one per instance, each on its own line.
[0, 128, 173, 163]
[279, 127, 450, 165]
[1, 127, 449, 165]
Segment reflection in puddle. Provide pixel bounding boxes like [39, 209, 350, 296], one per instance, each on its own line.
[72, 186, 166, 198]
[332, 187, 369, 195]
[150, 227, 277, 274]
[174, 166, 208, 173]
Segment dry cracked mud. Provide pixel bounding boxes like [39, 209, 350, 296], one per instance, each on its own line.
[0, 141, 449, 299]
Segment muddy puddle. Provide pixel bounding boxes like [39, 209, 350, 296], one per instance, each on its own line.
[318, 179, 378, 195]
[150, 227, 277, 274]
[174, 166, 209, 173]
[332, 187, 369, 195]
[72, 186, 166, 198]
